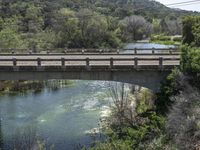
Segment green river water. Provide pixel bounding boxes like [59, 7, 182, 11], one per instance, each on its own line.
[0, 80, 129, 150]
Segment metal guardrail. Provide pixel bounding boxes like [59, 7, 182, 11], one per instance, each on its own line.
[0, 57, 180, 70]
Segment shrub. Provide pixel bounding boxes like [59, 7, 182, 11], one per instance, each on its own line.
[173, 36, 182, 42]
[182, 16, 200, 46]
[151, 35, 171, 41]
[181, 45, 200, 73]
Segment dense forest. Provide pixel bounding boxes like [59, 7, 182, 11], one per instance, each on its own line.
[0, 0, 198, 49]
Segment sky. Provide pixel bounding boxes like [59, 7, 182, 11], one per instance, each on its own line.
[155, 0, 200, 12]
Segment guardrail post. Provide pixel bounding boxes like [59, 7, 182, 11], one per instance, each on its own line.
[99, 49, 102, 54]
[37, 58, 41, 67]
[82, 49, 85, 54]
[86, 57, 90, 70]
[134, 57, 138, 69]
[169, 48, 172, 54]
[117, 49, 120, 54]
[134, 48, 137, 54]
[12, 49, 15, 54]
[29, 50, 32, 54]
[159, 57, 163, 69]
[152, 47, 155, 54]
[65, 49, 68, 54]
[110, 57, 114, 68]
[61, 58, 65, 67]
[13, 58, 17, 66]
[12, 58, 18, 71]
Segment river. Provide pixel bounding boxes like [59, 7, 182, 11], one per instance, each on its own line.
[123, 42, 176, 53]
[0, 80, 124, 150]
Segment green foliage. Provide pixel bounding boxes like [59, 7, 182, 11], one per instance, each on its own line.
[0, 17, 27, 49]
[181, 45, 200, 73]
[0, 0, 198, 50]
[92, 112, 166, 150]
[156, 68, 181, 115]
[151, 35, 171, 41]
[151, 35, 181, 45]
[182, 16, 200, 46]
[91, 84, 167, 150]
[181, 45, 200, 88]
[173, 36, 182, 42]
[136, 89, 155, 114]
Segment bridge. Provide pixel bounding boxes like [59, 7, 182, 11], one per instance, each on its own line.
[0, 48, 180, 92]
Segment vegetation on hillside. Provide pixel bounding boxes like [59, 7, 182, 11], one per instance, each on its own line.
[0, 0, 198, 50]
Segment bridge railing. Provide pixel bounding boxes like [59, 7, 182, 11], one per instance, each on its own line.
[0, 48, 180, 55]
[0, 57, 180, 70]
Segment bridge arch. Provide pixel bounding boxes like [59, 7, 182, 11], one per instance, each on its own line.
[0, 69, 171, 92]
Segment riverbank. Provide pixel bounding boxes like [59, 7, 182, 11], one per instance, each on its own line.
[0, 80, 74, 95]
[150, 35, 182, 46]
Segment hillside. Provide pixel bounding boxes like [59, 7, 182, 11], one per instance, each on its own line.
[0, 0, 199, 49]
[44, 0, 198, 19]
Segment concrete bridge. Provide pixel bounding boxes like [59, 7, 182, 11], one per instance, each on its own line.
[0, 48, 180, 92]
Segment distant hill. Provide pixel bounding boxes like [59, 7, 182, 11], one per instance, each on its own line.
[61, 0, 199, 19]
[1, 0, 198, 20]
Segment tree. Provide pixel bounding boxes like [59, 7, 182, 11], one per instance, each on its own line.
[120, 15, 152, 41]
[160, 17, 182, 35]
[75, 9, 121, 48]
[56, 8, 80, 48]
[0, 18, 27, 49]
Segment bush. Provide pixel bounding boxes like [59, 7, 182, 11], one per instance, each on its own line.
[166, 79, 200, 150]
[155, 68, 182, 115]
[182, 16, 200, 46]
[181, 45, 200, 73]
[151, 35, 171, 41]
[173, 36, 182, 42]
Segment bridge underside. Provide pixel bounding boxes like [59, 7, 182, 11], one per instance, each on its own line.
[0, 66, 172, 92]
